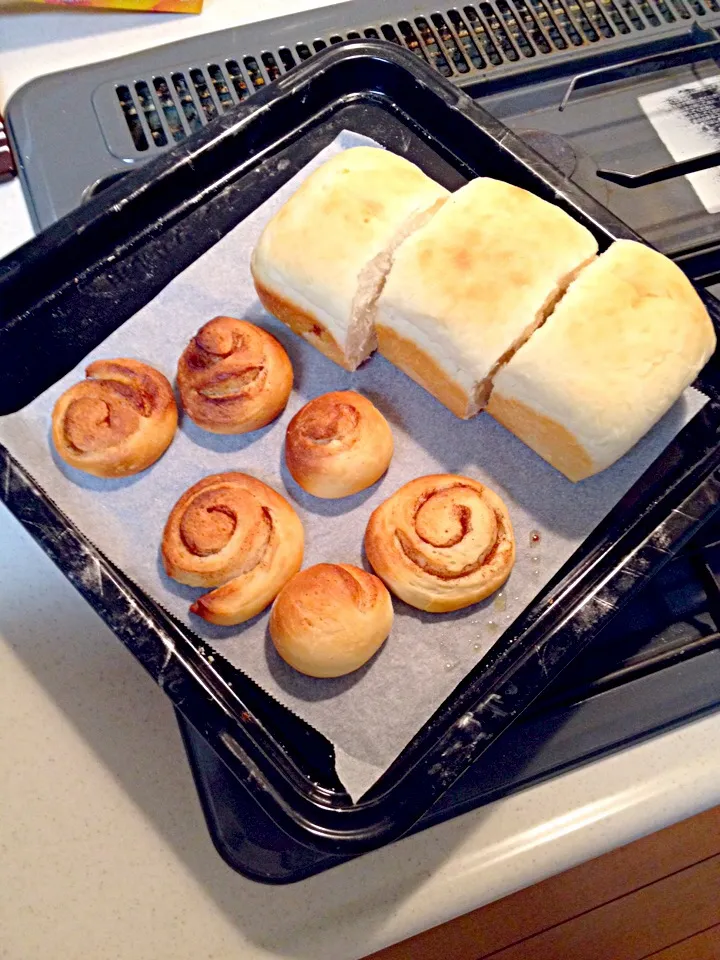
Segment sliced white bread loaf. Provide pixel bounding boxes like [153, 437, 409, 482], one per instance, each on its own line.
[251, 146, 449, 371]
[487, 239, 716, 481]
[375, 177, 599, 417]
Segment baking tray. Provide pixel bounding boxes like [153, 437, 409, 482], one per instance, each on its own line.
[2, 41, 720, 863]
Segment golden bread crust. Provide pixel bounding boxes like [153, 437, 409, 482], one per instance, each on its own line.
[365, 474, 515, 613]
[162, 472, 304, 626]
[177, 316, 293, 434]
[490, 239, 717, 480]
[285, 391, 394, 498]
[376, 325, 474, 418]
[269, 563, 393, 677]
[487, 392, 594, 482]
[252, 274, 353, 370]
[51, 358, 177, 478]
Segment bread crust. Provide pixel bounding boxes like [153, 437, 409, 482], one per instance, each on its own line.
[365, 474, 515, 612]
[162, 472, 304, 626]
[377, 325, 475, 418]
[376, 177, 598, 415]
[487, 392, 594, 481]
[251, 146, 449, 370]
[253, 274, 353, 370]
[489, 240, 717, 480]
[285, 391, 394, 498]
[51, 358, 177, 478]
[270, 563, 393, 677]
[177, 316, 293, 434]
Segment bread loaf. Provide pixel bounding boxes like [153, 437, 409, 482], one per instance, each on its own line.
[251, 146, 448, 370]
[487, 240, 716, 480]
[375, 178, 598, 417]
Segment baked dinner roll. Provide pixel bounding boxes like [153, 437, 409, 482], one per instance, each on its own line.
[488, 240, 717, 481]
[269, 564, 393, 677]
[251, 146, 449, 371]
[51, 358, 177, 478]
[376, 177, 598, 418]
[285, 391, 393, 498]
[162, 472, 304, 626]
[365, 475, 515, 613]
[177, 316, 292, 434]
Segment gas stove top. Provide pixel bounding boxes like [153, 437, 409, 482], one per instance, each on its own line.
[7, 2, 720, 881]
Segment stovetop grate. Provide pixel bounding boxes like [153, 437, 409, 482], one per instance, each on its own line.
[108, 0, 717, 156]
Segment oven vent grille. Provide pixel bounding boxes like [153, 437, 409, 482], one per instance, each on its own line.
[113, 0, 712, 154]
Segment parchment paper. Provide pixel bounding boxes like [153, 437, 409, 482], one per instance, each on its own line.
[0, 132, 707, 800]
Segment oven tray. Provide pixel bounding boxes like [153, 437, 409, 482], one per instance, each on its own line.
[2, 41, 720, 861]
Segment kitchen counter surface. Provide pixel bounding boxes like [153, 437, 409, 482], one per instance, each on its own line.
[1, 4, 720, 959]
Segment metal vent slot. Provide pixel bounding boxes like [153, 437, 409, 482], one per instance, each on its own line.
[153, 77, 186, 142]
[381, 23, 403, 44]
[171, 73, 203, 132]
[243, 56, 266, 90]
[463, 6, 505, 64]
[296, 42, 312, 60]
[431, 12, 473, 71]
[447, 10, 486, 67]
[364, 27, 381, 39]
[225, 60, 250, 101]
[398, 20, 429, 60]
[538, 0, 585, 43]
[582, 0, 616, 36]
[600, 0, 634, 32]
[207, 64, 235, 110]
[277, 47, 296, 70]
[116, 85, 149, 151]
[188, 68, 218, 121]
[329, 35, 344, 43]
[511, 0, 555, 52]
[134, 81, 168, 147]
[261, 52, 282, 81]
[414, 16, 453, 75]
[313, 39, 328, 51]
[496, 0, 536, 56]
[620, 0, 650, 27]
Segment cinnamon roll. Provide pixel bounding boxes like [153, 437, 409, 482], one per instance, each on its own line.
[51, 358, 177, 478]
[270, 564, 393, 677]
[177, 316, 293, 434]
[162, 472, 304, 626]
[365, 474, 515, 612]
[285, 391, 393, 499]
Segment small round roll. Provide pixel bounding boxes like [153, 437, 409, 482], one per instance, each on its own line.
[162, 472, 304, 626]
[177, 316, 293, 434]
[285, 391, 393, 499]
[365, 474, 515, 613]
[270, 563, 393, 678]
[51, 358, 177, 478]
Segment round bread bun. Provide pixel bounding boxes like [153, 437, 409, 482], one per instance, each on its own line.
[365, 474, 515, 613]
[177, 316, 293, 434]
[285, 391, 393, 499]
[269, 563, 393, 678]
[51, 358, 177, 478]
[162, 472, 304, 626]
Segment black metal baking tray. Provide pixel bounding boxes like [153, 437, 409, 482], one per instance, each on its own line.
[2, 41, 720, 866]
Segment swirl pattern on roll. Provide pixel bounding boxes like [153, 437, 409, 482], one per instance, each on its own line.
[51, 358, 177, 478]
[162, 472, 304, 625]
[177, 316, 292, 434]
[285, 390, 393, 499]
[365, 474, 515, 612]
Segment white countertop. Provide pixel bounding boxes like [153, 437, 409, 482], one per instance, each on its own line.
[1, 4, 719, 959]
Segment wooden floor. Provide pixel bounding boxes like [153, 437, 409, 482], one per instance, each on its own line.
[368, 806, 720, 960]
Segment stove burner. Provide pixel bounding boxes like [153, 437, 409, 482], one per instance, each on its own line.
[518, 128, 578, 179]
